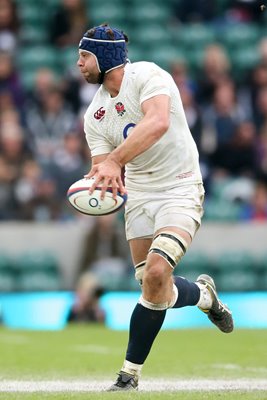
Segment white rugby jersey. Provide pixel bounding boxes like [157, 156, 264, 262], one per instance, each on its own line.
[84, 61, 203, 191]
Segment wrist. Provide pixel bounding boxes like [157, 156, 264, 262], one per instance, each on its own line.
[107, 152, 123, 168]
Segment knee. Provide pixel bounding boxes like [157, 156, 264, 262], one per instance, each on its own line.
[143, 261, 167, 289]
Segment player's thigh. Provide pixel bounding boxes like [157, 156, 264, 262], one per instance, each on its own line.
[155, 226, 192, 247]
[129, 237, 152, 265]
[154, 184, 204, 242]
[151, 214, 200, 270]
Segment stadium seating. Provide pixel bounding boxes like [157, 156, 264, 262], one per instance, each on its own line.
[130, 24, 172, 48]
[17, 4, 49, 27]
[16, 46, 59, 72]
[19, 25, 49, 45]
[14, 250, 62, 292]
[0, 253, 16, 292]
[256, 253, 267, 290]
[60, 46, 79, 72]
[130, 2, 171, 24]
[174, 24, 216, 50]
[231, 46, 261, 82]
[212, 251, 259, 292]
[218, 23, 261, 52]
[203, 199, 242, 222]
[127, 45, 147, 63]
[148, 46, 186, 70]
[176, 250, 213, 282]
[185, 47, 206, 74]
[18, 270, 62, 292]
[89, 2, 126, 27]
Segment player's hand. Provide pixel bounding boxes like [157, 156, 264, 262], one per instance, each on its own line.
[84, 158, 126, 200]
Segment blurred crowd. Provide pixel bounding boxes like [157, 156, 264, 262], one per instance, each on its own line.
[0, 0, 267, 225]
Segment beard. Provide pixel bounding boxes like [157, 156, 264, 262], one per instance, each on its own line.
[84, 72, 104, 85]
[97, 72, 105, 84]
[84, 73, 100, 85]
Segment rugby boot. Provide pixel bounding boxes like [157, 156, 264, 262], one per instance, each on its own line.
[196, 274, 234, 333]
[107, 371, 138, 391]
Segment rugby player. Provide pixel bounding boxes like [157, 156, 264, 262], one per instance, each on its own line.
[77, 23, 234, 391]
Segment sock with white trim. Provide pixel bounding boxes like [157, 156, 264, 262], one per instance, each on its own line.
[171, 276, 201, 308]
[125, 303, 166, 366]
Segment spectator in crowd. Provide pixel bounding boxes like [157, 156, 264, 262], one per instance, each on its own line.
[197, 44, 232, 105]
[79, 213, 130, 276]
[170, 59, 197, 95]
[0, 108, 30, 219]
[68, 272, 105, 323]
[0, 153, 16, 219]
[173, 0, 217, 23]
[0, 113, 30, 178]
[25, 68, 58, 106]
[254, 86, 267, 132]
[226, 0, 263, 23]
[62, 69, 100, 115]
[210, 120, 257, 177]
[240, 180, 267, 221]
[179, 84, 203, 155]
[248, 62, 267, 122]
[202, 79, 247, 160]
[0, 0, 19, 54]
[24, 83, 79, 167]
[256, 126, 267, 180]
[258, 37, 267, 65]
[14, 160, 60, 220]
[50, 0, 88, 48]
[51, 131, 89, 199]
[0, 50, 25, 110]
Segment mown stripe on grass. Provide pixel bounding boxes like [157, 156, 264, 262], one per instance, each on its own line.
[0, 379, 267, 392]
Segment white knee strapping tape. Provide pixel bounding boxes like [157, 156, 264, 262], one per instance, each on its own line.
[139, 295, 169, 311]
[149, 231, 188, 269]
[168, 284, 178, 308]
[134, 260, 146, 283]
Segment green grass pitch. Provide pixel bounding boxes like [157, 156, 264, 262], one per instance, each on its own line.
[0, 324, 266, 399]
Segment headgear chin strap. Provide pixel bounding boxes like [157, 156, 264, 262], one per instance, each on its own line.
[79, 25, 127, 76]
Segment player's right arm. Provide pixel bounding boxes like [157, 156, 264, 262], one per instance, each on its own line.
[85, 152, 126, 199]
[91, 154, 109, 166]
[84, 153, 109, 179]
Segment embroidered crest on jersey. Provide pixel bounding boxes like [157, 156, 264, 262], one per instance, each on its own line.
[115, 102, 126, 116]
[94, 107, 105, 121]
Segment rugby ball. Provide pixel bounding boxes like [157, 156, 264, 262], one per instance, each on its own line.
[67, 178, 127, 216]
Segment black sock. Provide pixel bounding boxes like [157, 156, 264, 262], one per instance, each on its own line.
[172, 276, 200, 308]
[126, 303, 166, 365]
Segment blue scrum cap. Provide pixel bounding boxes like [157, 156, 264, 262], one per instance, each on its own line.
[79, 24, 128, 74]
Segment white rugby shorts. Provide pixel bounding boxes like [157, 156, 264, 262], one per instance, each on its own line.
[125, 183, 205, 241]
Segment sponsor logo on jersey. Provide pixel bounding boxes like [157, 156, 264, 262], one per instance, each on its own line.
[115, 102, 126, 116]
[94, 107, 105, 120]
[176, 171, 193, 179]
[123, 123, 136, 139]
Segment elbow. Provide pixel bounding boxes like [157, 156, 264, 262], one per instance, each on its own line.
[155, 115, 170, 137]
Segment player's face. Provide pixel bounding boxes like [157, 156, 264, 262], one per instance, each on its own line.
[77, 51, 100, 84]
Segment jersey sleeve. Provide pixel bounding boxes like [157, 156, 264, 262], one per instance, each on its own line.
[84, 113, 113, 157]
[137, 63, 171, 105]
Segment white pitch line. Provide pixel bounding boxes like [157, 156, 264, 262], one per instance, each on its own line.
[0, 379, 267, 392]
[72, 344, 120, 354]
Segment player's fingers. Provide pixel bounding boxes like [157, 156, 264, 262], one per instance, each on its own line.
[84, 166, 97, 180]
[100, 177, 110, 200]
[111, 177, 118, 200]
[88, 174, 101, 194]
[117, 177, 127, 195]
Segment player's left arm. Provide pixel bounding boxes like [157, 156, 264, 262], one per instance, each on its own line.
[87, 94, 170, 198]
